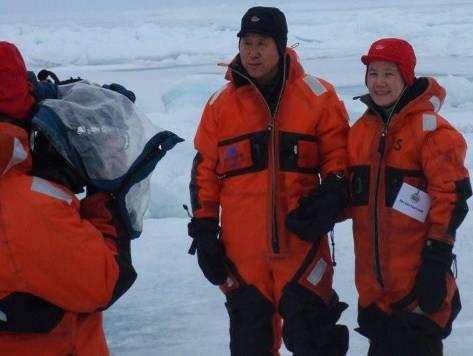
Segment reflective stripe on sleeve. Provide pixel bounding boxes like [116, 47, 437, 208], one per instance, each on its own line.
[306, 258, 327, 286]
[429, 96, 441, 113]
[31, 177, 73, 205]
[423, 113, 437, 131]
[2, 137, 28, 176]
[303, 76, 327, 96]
[0, 309, 7, 322]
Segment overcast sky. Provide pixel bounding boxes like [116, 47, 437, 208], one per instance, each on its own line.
[1, 0, 268, 15]
[2, 0, 196, 16]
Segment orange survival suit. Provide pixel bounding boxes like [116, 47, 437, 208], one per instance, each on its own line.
[0, 41, 136, 356]
[349, 77, 471, 340]
[190, 48, 349, 355]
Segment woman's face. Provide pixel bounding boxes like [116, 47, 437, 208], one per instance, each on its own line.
[366, 61, 405, 108]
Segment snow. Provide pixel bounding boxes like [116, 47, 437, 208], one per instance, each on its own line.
[2, 0, 473, 354]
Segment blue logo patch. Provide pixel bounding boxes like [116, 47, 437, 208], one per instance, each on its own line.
[223, 145, 244, 170]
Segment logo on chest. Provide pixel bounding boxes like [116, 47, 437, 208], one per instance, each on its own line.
[410, 190, 421, 203]
[223, 145, 245, 170]
[393, 138, 403, 151]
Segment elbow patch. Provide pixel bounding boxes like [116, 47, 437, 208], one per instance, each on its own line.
[103, 238, 137, 310]
[190, 152, 204, 212]
[447, 177, 472, 237]
[0, 292, 65, 333]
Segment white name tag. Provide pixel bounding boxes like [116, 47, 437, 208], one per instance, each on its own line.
[393, 182, 431, 222]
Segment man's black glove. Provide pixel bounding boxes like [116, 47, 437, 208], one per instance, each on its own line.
[102, 83, 136, 103]
[28, 71, 58, 100]
[415, 239, 453, 314]
[188, 218, 227, 286]
[286, 173, 347, 242]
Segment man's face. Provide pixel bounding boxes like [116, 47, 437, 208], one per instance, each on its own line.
[366, 61, 406, 108]
[239, 33, 280, 86]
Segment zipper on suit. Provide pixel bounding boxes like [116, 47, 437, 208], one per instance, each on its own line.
[372, 127, 387, 287]
[229, 57, 287, 254]
[268, 58, 287, 254]
[267, 121, 279, 253]
[370, 87, 407, 288]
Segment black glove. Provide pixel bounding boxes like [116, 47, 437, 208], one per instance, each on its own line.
[286, 173, 348, 241]
[415, 239, 453, 314]
[102, 83, 136, 103]
[28, 71, 58, 100]
[188, 218, 227, 286]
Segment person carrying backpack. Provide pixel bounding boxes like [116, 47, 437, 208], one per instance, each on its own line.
[0, 41, 181, 355]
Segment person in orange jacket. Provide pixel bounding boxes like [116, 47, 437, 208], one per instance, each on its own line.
[0, 41, 137, 355]
[188, 7, 350, 355]
[349, 38, 471, 356]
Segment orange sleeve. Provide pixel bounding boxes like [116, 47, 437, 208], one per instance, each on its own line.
[11, 188, 124, 313]
[316, 87, 350, 177]
[79, 192, 119, 252]
[190, 100, 222, 219]
[422, 125, 471, 244]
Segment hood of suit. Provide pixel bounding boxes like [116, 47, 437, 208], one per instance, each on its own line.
[0, 41, 35, 120]
[396, 76, 446, 116]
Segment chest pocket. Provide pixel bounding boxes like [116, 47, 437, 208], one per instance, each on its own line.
[384, 166, 426, 207]
[216, 130, 269, 178]
[280, 131, 320, 174]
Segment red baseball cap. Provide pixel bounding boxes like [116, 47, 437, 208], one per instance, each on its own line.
[361, 38, 416, 86]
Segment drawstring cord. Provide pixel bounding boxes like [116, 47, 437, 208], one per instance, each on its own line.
[183, 204, 197, 255]
[330, 229, 337, 266]
[452, 253, 458, 279]
[183, 204, 193, 218]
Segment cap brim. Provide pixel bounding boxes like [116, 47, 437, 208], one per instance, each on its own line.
[237, 29, 274, 38]
[361, 54, 402, 65]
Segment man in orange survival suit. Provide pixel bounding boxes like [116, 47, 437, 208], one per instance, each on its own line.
[349, 38, 472, 355]
[0, 41, 136, 355]
[188, 7, 350, 355]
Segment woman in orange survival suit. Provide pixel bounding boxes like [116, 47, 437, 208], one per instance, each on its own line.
[349, 38, 471, 356]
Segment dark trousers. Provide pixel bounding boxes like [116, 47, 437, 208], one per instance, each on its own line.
[225, 283, 349, 356]
[358, 305, 444, 356]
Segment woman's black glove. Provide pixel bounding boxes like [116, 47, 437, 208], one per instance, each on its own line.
[188, 218, 227, 286]
[415, 239, 453, 314]
[286, 173, 348, 241]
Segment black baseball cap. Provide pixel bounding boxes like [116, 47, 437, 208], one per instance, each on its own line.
[237, 6, 288, 53]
